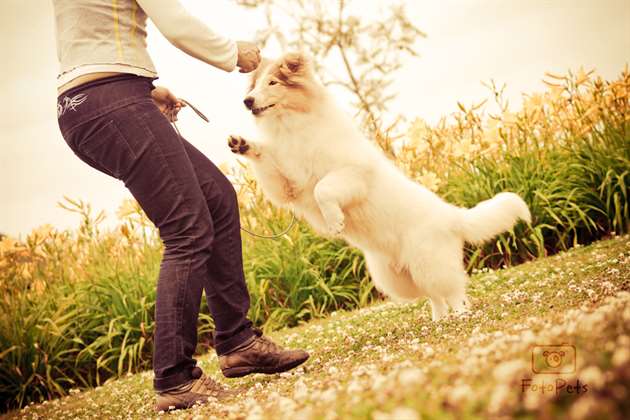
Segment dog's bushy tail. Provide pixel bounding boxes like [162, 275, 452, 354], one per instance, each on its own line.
[458, 192, 531, 244]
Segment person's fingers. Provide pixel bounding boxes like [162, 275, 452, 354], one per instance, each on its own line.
[166, 90, 178, 103]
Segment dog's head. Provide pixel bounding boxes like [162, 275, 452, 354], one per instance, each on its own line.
[243, 52, 317, 117]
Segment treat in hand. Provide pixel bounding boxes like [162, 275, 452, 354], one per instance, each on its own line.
[236, 41, 261, 73]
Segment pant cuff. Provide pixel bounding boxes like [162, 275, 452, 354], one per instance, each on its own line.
[214, 327, 256, 355]
[153, 369, 194, 392]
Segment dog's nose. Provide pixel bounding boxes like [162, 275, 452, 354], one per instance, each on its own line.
[243, 96, 255, 109]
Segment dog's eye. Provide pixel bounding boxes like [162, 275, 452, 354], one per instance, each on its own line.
[269, 80, 278, 86]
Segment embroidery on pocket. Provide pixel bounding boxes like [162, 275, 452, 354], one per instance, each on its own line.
[57, 93, 88, 118]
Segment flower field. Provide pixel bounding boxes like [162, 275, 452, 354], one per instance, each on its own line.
[7, 235, 630, 419]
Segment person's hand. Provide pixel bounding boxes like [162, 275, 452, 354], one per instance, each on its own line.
[151, 86, 186, 122]
[236, 41, 261, 73]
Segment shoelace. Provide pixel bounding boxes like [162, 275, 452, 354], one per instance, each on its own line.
[194, 374, 225, 396]
[252, 328, 284, 352]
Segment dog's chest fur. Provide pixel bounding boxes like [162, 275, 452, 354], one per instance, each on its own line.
[256, 108, 371, 236]
[259, 132, 335, 231]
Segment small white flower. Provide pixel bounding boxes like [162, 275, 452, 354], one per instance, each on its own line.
[293, 378, 309, 400]
[373, 406, 419, 420]
[487, 384, 514, 414]
[398, 368, 425, 387]
[318, 388, 337, 403]
[347, 380, 363, 393]
[580, 365, 604, 389]
[448, 384, 472, 405]
[612, 347, 630, 367]
[493, 360, 527, 383]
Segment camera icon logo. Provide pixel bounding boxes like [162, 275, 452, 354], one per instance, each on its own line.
[531, 344, 576, 374]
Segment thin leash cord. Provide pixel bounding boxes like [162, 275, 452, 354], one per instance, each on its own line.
[238, 212, 297, 239]
[170, 99, 297, 240]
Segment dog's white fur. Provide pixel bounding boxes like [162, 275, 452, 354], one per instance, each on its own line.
[229, 53, 531, 320]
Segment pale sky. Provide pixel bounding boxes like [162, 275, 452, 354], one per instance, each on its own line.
[1, 0, 628, 237]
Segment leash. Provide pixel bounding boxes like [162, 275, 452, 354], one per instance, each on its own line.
[169, 99, 297, 240]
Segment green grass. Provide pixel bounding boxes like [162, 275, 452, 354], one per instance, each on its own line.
[0, 201, 376, 413]
[6, 235, 629, 420]
[442, 123, 630, 270]
[243, 220, 376, 329]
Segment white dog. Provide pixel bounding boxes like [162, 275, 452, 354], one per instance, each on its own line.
[228, 53, 531, 321]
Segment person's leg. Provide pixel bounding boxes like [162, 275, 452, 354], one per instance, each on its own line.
[177, 139, 254, 354]
[61, 93, 253, 390]
[58, 76, 307, 396]
[108, 103, 215, 390]
[105, 103, 259, 390]
[178, 138, 309, 378]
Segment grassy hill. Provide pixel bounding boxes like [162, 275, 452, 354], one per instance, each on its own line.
[6, 235, 630, 420]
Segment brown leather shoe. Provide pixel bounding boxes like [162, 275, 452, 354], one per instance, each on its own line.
[155, 372, 233, 412]
[219, 328, 309, 378]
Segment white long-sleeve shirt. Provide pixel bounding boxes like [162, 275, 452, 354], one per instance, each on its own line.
[52, 0, 238, 88]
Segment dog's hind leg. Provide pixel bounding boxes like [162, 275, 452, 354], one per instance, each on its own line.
[429, 297, 449, 321]
[407, 249, 469, 321]
[444, 273, 470, 315]
[314, 167, 368, 236]
[364, 251, 422, 301]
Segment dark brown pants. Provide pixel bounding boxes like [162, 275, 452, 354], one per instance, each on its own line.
[57, 74, 254, 391]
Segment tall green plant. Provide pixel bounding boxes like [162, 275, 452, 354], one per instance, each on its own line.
[443, 122, 630, 270]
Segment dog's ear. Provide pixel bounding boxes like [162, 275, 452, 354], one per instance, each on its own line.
[280, 52, 309, 75]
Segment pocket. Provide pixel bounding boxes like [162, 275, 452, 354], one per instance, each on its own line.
[75, 119, 137, 179]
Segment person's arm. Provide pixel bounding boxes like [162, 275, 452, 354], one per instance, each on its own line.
[136, 0, 239, 72]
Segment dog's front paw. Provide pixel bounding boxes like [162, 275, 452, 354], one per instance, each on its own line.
[228, 135, 250, 155]
[327, 217, 345, 236]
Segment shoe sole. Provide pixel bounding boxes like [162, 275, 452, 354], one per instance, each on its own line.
[155, 398, 206, 413]
[222, 354, 309, 378]
[155, 389, 237, 412]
